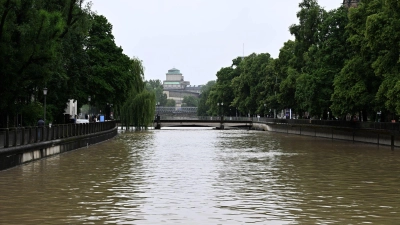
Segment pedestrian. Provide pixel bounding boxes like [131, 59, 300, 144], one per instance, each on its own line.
[37, 118, 44, 141]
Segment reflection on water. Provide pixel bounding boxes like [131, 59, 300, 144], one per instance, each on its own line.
[0, 128, 399, 224]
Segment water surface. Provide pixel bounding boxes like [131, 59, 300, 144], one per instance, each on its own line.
[0, 128, 399, 224]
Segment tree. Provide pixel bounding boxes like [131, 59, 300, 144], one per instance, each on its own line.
[208, 66, 236, 116]
[289, 0, 325, 70]
[197, 80, 215, 116]
[145, 79, 167, 106]
[165, 99, 176, 107]
[274, 40, 297, 117]
[331, 2, 381, 120]
[231, 53, 273, 116]
[296, 7, 350, 118]
[182, 96, 198, 107]
[0, 0, 92, 126]
[120, 58, 155, 130]
[365, 0, 400, 117]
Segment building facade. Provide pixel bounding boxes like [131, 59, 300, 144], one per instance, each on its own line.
[162, 68, 202, 107]
[163, 68, 190, 90]
[343, 0, 360, 8]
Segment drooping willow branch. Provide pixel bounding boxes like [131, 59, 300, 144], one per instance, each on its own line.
[120, 57, 155, 130]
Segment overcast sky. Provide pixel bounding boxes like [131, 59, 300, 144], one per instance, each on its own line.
[90, 0, 341, 85]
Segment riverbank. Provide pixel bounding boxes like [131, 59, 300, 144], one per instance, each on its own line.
[0, 122, 118, 171]
[252, 122, 399, 149]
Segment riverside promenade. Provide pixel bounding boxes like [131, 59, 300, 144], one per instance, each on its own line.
[154, 115, 400, 149]
[0, 121, 118, 171]
[252, 118, 400, 149]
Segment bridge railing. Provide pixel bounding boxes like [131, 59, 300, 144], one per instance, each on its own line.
[156, 107, 198, 113]
[0, 121, 117, 149]
[156, 116, 400, 132]
[158, 116, 253, 121]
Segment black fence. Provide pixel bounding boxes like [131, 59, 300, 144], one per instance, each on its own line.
[0, 121, 117, 149]
[253, 118, 400, 132]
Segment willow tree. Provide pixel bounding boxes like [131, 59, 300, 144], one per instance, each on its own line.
[120, 58, 155, 130]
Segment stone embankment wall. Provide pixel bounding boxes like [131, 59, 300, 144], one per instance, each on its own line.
[252, 123, 399, 148]
[0, 126, 117, 171]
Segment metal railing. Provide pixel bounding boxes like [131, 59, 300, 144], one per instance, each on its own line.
[0, 121, 117, 149]
[155, 116, 400, 132]
[158, 116, 252, 121]
[251, 118, 400, 131]
[155, 107, 198, 113]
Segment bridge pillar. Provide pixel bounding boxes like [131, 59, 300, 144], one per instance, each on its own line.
[155, 115, 161, 129]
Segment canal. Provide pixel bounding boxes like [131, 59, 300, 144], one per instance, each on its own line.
[0, 128, 399, 224]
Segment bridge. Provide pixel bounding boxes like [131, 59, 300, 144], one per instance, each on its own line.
[153, 116, 253, 129]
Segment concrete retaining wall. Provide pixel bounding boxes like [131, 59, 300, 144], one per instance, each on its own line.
[0, 127, 117, 171]
[252, 123, 399, 148]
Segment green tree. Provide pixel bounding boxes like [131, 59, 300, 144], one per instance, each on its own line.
[275, 40, 296, 117]
[145, 79, 167, 106]
[208, 66, 237, 116]
[165, 99, 176, 107]
[197, 80, 215, 116]
[182, 96, 198, 107]
[331, 1, 381, 120]
[0, 0, 92, 126]
[231, 53, 273, 116]
[365, 0, 400, 117]
[120, 58, 155, 129]
[296, 7, 349, 118]
[289, 0, 325, 70]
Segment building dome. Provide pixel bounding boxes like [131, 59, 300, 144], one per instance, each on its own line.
[167, 68, 182, 75]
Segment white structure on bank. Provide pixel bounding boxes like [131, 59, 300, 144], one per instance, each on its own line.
[65, 99, 77, 117]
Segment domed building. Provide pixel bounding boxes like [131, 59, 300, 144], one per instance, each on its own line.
[162, 68, 202, 107]
[163, 68, 189, 90]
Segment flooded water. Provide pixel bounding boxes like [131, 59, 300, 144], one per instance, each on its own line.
[0, 128, 399, 224]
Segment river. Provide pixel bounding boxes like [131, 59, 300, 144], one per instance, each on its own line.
[0, 128, 399, 224]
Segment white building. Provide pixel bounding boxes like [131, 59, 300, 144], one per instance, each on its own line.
[162, 68, 203, 107]
[65, 99, 77, 117]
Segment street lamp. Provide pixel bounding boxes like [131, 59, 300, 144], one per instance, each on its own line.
[156, 102, 160, 115]
[43, 87, 47, 126]
[217, 102, 224, 117]
[264, 103, 266, 117]
[110, 104, 113, 119]
[88, 96, 91, 116]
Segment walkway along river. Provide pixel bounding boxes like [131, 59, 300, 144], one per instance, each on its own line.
[0, 127, 399, 224]
[0, 121, 117, 170]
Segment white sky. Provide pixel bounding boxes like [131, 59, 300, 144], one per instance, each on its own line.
[90, 0, 341, 85]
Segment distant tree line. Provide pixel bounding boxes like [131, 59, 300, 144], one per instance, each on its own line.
[0, 0, 154, 128]
[199, 0, 400, 122]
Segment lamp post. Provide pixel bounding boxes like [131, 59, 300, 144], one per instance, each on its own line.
[221, 102, 224, 117]
[217, 102, 224, 117]
[217, 103, 220, 117]
[264, 103, 266, 117]
[88, 96, 91, 120]
[43, 87, 47, 126]
[156, 102, 160, 115]
[110, 104, 113, 119]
